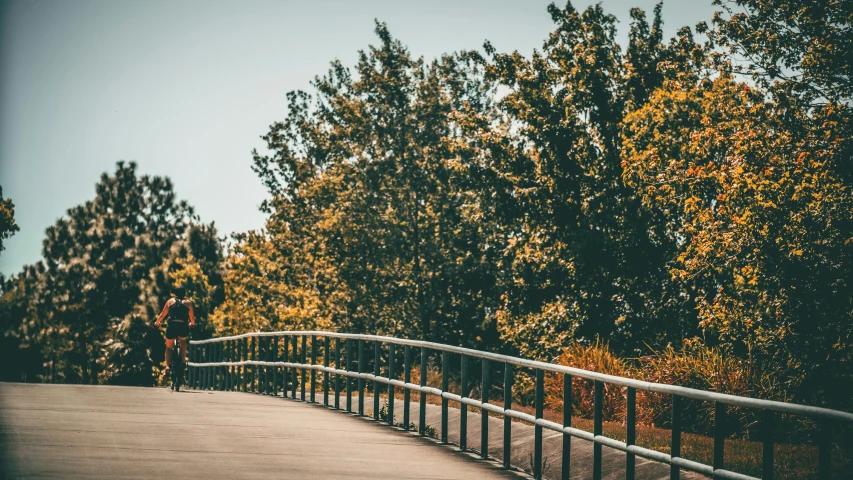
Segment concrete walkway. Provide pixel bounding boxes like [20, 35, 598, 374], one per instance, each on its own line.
[0, 383, 526, 479]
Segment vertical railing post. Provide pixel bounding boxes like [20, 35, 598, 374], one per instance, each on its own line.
[219, 340, 226, 390]
[226, 339, 231, 392]
[188, 342, 195, 388]
[714, 400, 725, 475]
[197, 342, 203, 389]
[237, 338, 246, 392]
[244, 337, 250, 393]
[195, 345, 204, 390]
[300, 335, 307, 401]
[346, 339, 353, 413]
[198, 343, 203, 390]
[310, 335, 317, 403]
[198, 341, 204, 390]
[235, 337, 241, 392]
[358, 339, 365, 416]
[221, 341, 227, 390]
[534, 369, 544, 479]
[481, 359, 489, 459]
[234, 338, 243, 392]
[419, 348, 427, 436]
[233, 339, 239, 391]
[593, 380, 603, 480]
[189, 342, 195, 389]
[460, 354, 469, 451]
[250, 336, 257, 393]
[403, 345, 411, 430]
[503, 363, 513, 469]
[441, 350, 449, 444]
[762, 409, 774, 480]
[265, 336, 272, 395]
[196, 343, 202, 390]
[671, 394, 682, 480]
[626, 387, 636, 480]
[374, 341, 381, 420]
[210, 343, 216, 390]
[334, 338, 341, 409]
[212, 342, 217, 390]
[265, 336, 272, 394]
[219, 340, 228, 391]
[216, 341, 222, 390]
[283, 335, 290, 398]
[244, 337, 250, 392]
[220, 341, 225, 390]
[198, 343, 204, 390]
[205, 343, 211, 390]
[258, 337, 265, 394]
[291, 336, 298, 399]
[272, 336, 279, 396]
[388, 343, 395, 426]
[204, 342, 209, 389]
[563, 374, 572, 480]
[224, 340, 231, 392]
[255, 335, 261, 393]
[323, 336, 330, 406]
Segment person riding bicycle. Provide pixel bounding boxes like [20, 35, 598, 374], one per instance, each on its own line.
[154, 285, 196, 377]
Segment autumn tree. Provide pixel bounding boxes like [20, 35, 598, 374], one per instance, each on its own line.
[243, 22, 503, 347]
[0, 186, 19, 255]
[618, 0, 853, 409]
[480, 1, 712, 359]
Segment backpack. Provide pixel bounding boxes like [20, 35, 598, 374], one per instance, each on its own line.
[169, 297, 190, 322]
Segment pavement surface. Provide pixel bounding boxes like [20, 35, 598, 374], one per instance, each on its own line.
[0, 383, 527, 479]
[0, 382, 708, 480]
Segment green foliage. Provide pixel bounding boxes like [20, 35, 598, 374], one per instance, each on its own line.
[0, 162, 223, 385]
[3, 0, 851, 418]
[0, 186, 19, 254]
[211, 0, 853, 414]
[240, 22, 502, 347]
[210, 230, 331, 335]
[711, 0, 853, 104]
[483, 1, 712, 359]
[622, 73, 853, 410]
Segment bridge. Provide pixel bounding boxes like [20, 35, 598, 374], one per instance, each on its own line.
[2, 331, 851, 479]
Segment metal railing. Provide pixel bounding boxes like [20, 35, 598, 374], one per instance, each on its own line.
[187, 331, 853, 480]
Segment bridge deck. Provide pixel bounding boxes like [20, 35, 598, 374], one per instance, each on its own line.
[0, 383, 524, 479]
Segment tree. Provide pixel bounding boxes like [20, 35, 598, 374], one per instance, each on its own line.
[711, 0, 853, 104]
[0, 162, 223, 385]
[0, 186, 19, 255]
[246, 22, 503, 347]
[622, 48, 853, 412]
[482, 1, 710, 359]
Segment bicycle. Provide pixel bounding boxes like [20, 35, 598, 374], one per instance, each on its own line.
[169, 336, 186, 391]
[156, 321, 191, 391]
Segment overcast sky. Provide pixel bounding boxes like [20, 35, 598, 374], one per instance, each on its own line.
[0, 0, 718, 276]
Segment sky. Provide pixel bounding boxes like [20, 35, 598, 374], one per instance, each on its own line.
[0, 0, 718, 276]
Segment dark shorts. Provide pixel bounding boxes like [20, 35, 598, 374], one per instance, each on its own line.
[165, 321, 189, 340]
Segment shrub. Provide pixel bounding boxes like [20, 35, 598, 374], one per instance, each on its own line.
[635, 339, 791, 438]
[544, 340, 631, 421]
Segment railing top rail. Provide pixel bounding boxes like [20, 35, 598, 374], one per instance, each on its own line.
[191, 330, 853, 423]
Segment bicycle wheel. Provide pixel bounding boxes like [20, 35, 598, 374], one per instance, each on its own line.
[173, 347, 183, 392]
[176, 359, 183, 391]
